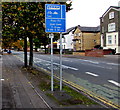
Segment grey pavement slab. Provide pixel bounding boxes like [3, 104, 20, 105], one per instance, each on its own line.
[0, 55, 2, 109]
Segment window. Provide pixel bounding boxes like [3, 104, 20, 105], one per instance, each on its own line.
[102, 26, 104, 33]
[74, 33, 77, 36]
[93, 40, 96, 43]
[108, 36, 112, 44]
[108, 23, 115, 32]
[109, 12, 114, 19]
[78, 40, 81, 43]
[78, 33, 81, 36]
[76, 33, 79, 36]
[102, 18, 104, 22]
[74, 33, 81, 36]
[63, 45, 65, 49]
[102, 36, 104, 39]
[115, 35, 116, 44]
[63, 38, 66, 43]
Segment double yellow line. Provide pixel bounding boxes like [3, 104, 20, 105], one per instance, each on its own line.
[63, 79, 120, 109]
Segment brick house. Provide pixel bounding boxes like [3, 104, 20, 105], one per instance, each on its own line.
[100, 6, 120, 54]
[72, 25, 100, 51]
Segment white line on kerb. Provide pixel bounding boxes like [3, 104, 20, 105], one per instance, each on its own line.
[29, 82, 52, 110]
[85, 72, 99, 77]
[108, 80, 120, 87]
[1, 79, 5, 81]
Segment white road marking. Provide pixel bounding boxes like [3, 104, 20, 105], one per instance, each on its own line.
[107, 63, 119, 66]
[53, 62, 78, 71]
[64, 59, 71, 62]
[34, 61, 42, 63]
[85, 72, 99, 77]
[63, 65, 78, 70]
[82, 60, 99, 64]
[45, 64, 51, 66]
[15, 56, 78, 71]
[34, 57, 78, 71]
[108, 80, 120, 87]
[93, 65, 112, 70]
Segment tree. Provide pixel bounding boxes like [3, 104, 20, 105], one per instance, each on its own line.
[33, 37, 41, 52]
[12, 39, 24, 50]
[2, 1, 73, 67]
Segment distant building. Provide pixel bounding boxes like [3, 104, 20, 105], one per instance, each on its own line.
[100, 5, 120, 54]
[72, 25, 100, 51]
[57, 26, 76, 51]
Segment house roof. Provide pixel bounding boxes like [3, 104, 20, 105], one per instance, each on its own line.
[62, 26, 76, 35]
[77, 25, 100, 32]
[101, 6, 120, 18]
[62, 25, 100, 35]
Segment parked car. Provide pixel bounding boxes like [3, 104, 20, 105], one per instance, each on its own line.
[7, 49, 12, 54]
[4, 49, 8, 52]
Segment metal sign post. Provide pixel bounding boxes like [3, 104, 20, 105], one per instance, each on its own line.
[60, 33, 63, 91]
[49, 33, 54, 91]
[45, 4, 66, 91]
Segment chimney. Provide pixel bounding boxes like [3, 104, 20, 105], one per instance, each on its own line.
[118, 1, 120, 7]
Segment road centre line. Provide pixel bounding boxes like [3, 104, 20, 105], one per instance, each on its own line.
[85, 72, 99, 77]
[79, 59, 117, 68]
[89, 64, 112, 70]
[81, 59, 119, 67]
[79, 61, 112, 70]
[34, 57, 78, 71]
[108, 80, 120, 87]
[81, 59, 99, 64]
[107, 63, 119, 66]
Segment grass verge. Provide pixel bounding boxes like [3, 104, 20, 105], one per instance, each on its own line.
[23, 67, 99, 106]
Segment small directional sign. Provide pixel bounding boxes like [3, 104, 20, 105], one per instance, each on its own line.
[45, 4, 66, 33]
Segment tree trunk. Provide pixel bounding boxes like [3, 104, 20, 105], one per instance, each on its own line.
[24, 36, 27, 67]
[44, 45, 47, 54]
[35, 48, 37, 52]
[29, 36, 33, 67]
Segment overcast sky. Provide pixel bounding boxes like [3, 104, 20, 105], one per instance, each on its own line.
[66, 0, 120, 29]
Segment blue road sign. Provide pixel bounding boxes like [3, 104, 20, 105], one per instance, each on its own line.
[45, 4, 66, 33]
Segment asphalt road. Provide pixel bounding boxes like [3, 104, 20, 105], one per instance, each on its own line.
[12, 51, 120, 107]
